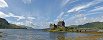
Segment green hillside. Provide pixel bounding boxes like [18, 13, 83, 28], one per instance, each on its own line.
[77, 22, 103, 29]
[0, 18, 27, 29]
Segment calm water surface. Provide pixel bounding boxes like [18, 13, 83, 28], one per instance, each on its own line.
[0, 29, 103, 40]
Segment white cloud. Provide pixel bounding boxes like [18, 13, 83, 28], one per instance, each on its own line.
[67, 0, 103, 13]
[74, 16, 103, 25]
[67, 5, 86, 13]
[22, 0, 32, 4]
[67, 14, 84, 20]
[0, 11, 9, 18]
[25, 16, 36, 24]
[89, 7, 103, 12]
[8, 13, 25, 21]
[29, 16, 51, 29]
[65, 0, 103, 26]
[57, 12, 64, 19]
[65, 12, 103, 26]
[0, 0, 8, 8]
[53, 12, 65, 24]
[3, 13, 36, 28]
[0, 12, 26, 21]
[12, 22, 24, 25]
[62, 0, 70, 6]
[27, 17, 36, 20]
[61, 0, 78, 7]
[16, 16, 25, 21]
[9, 16, 36, 28]
[8, 13, 36, 21]
[11, 15, 36, 28]
[66, 12, 101, 22]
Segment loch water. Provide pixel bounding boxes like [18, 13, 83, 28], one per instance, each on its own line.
[0, 29, 103, 40]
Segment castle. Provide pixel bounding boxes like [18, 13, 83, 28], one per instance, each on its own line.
[50, 20, 65, 30]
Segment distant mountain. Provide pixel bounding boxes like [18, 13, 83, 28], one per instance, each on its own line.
[77, 22, 103, 29]
[19, 25, 34, 29]
[0, 18, 27, 29]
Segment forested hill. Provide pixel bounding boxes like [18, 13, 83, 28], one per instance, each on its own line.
[77, 22, 103, 29]
[0, 18, 27, 29]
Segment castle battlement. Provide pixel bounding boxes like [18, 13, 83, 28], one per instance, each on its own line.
[50, 20, 65, 30]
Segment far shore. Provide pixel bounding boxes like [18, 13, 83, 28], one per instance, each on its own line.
[48, 29, 103, 34]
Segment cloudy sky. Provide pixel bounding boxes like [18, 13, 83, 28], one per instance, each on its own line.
[0, 0, 103, 29]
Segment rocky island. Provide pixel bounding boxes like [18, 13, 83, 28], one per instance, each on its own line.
[49, 20, 103, 33]
[0, 18, 27, 29]
[49, 20, 65, 32]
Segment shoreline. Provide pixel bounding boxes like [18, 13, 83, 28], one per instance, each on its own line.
[48, 29, 103, 34]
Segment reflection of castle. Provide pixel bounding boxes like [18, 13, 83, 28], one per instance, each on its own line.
[50, 20, 65, 30]
[49, 32, 65, 40]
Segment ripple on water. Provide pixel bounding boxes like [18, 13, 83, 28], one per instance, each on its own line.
[0, 29, 103, 40]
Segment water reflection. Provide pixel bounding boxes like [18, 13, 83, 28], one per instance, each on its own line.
[50, 32, 103, 40]
[50, 32, 66, 40]
[0, 29, 103, 40]
[0, 32, 3, 40]
[72, 35, 103, 40]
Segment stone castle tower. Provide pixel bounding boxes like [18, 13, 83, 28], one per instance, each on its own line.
[57, 20, 65, 27]
[50, 24, 57, 30]
[50, 20, 65, 30]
